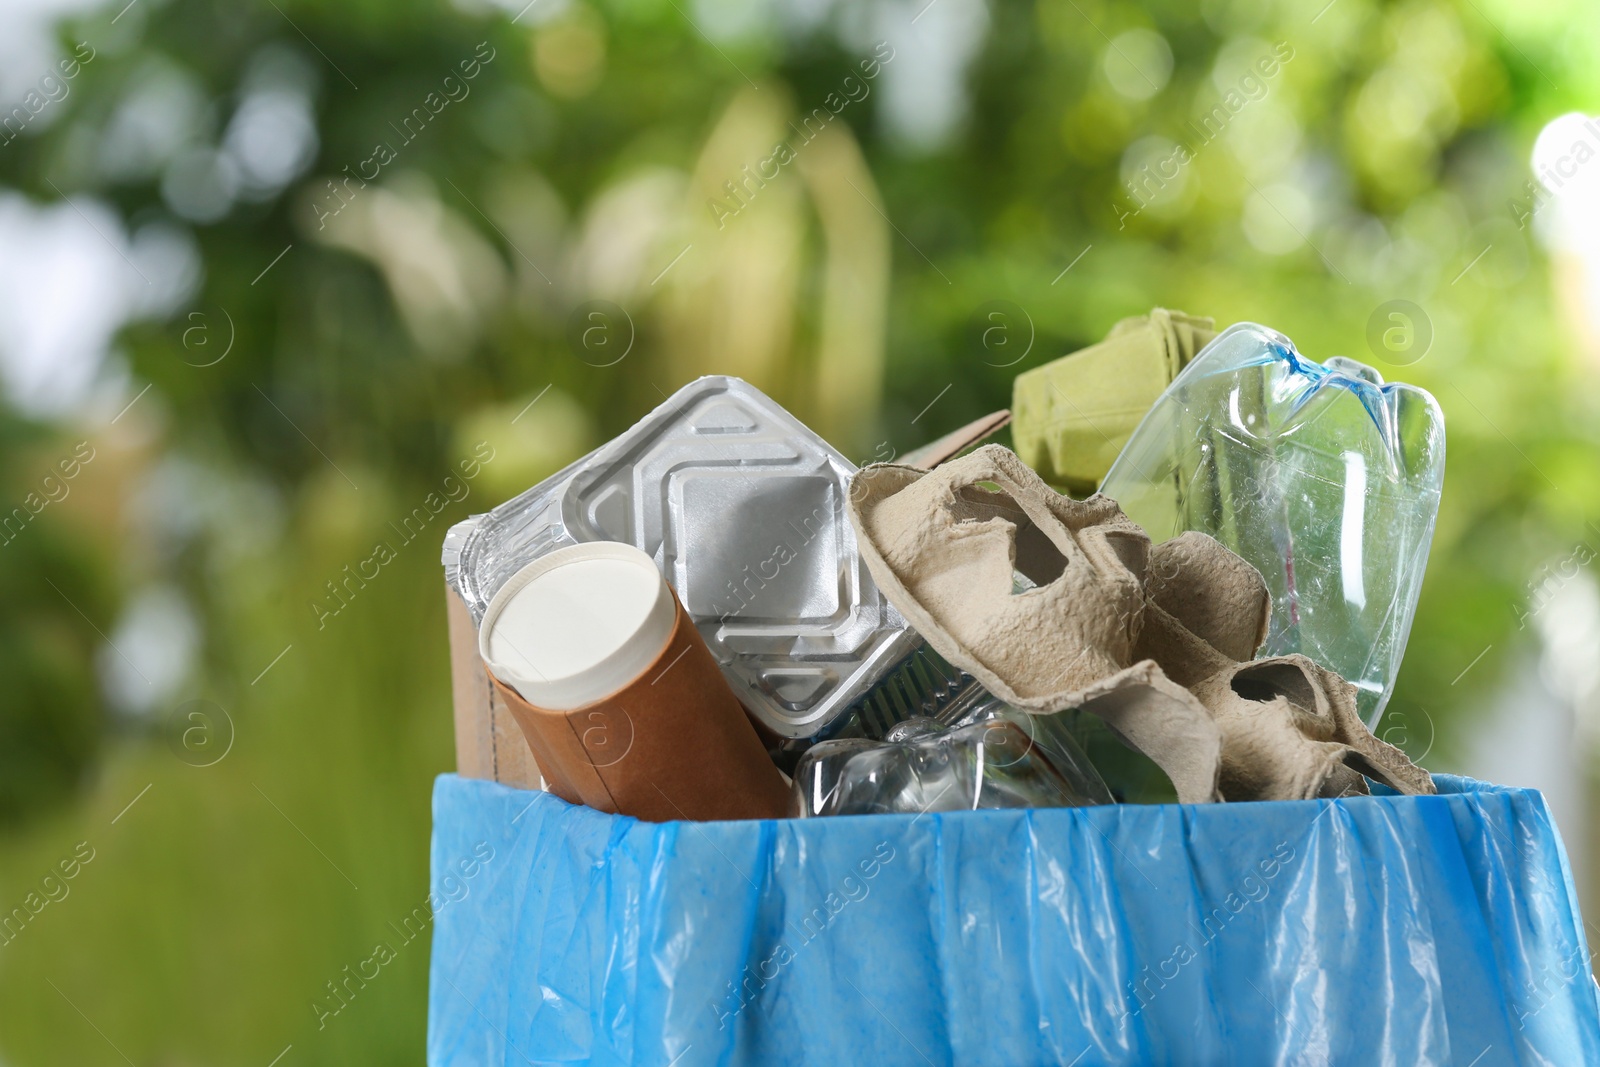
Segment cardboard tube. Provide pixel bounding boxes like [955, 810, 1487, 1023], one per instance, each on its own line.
[481, 544, 790, 822]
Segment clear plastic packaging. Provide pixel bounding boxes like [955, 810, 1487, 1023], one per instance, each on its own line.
[1101, 323, 1445, 726]
[791, 695, 1112, 817]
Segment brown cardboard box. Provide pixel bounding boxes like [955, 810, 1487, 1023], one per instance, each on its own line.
[446, 583, 541, 790]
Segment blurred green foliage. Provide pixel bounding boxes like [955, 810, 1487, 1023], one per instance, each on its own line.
[1, 0, 1598, 1061]
[0, 425, 107, 826]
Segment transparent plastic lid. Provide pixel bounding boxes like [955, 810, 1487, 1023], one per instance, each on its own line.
[1101, 323, 1445, 727]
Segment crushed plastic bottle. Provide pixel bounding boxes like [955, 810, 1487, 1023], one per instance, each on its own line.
[791, 697, 1112, 817]
[1101, 322, 1445, 727]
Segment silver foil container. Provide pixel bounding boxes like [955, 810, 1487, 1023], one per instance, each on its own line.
[443, 376, 925, 739]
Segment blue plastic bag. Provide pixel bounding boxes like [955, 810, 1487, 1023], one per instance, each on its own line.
[428, 773, 1600, 1066]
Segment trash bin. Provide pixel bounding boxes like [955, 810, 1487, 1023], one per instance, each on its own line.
[427, 772, 1600, 1066]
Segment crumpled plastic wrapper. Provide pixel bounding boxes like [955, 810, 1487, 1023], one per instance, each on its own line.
[791, 700, 1113, 817]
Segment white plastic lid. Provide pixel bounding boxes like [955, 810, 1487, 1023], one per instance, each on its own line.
[479, 542, 676, 711]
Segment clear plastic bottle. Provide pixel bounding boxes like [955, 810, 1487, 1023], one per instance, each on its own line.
[1102, 323, 1445, 727]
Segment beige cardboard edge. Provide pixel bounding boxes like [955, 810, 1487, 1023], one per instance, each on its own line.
[447, 582, 543, 791]
[899, 409, 1012, 470]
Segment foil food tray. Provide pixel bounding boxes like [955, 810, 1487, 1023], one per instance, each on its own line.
[443, 377, 922, 739]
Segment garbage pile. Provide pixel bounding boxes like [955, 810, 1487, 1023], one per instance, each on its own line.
[446, 312, 1446, 821]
